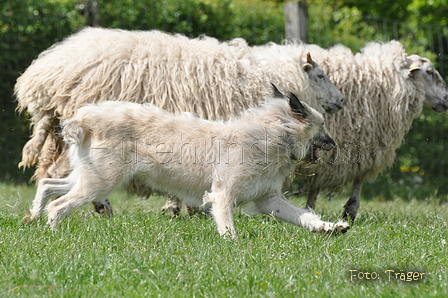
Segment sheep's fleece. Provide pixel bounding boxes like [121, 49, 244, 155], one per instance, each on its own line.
[15, 27, 342, 185]
[295, 41, 448, 219]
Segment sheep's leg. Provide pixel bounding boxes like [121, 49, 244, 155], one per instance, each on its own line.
[204, 191, 235, 238]
[92, 197, 113, 217]
[46, 145, 71, 179]
[19, 115, 52, 168]
[162, 196, 202, 216]
[342, 179, 363, 221]
[162, 196, 182, 216]
[24, 177, 73, 223]
[186, 205, 201, 216]
[255, 193, 349, 235]
[282, 165, 296, 192]
[306, 187, 320, 210]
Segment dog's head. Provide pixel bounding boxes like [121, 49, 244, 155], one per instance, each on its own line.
[272, 84, 335, 166]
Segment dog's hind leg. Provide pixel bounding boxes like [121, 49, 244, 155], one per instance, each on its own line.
[24, 177, 73, 223]
[255, 193, 349, 235]
[47, 176, 117, 229]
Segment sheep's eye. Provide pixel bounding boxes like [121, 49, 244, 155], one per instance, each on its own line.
[426, 68, 434, 75]
[318, 74, 324, 79]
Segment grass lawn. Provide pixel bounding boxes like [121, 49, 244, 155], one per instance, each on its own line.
[0, 182, 447, 297]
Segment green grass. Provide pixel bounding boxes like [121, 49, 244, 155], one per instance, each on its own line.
[0, 183, 447, 297]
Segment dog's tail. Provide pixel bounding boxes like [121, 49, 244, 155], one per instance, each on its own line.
[62, 118, 91, 146]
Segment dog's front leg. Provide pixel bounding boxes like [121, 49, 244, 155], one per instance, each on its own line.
[204, 191, 236, 238]
[255, 193, 349, 235]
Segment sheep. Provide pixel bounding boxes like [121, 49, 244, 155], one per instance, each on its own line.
[23, 88, 350, 236]
[15, 27, 344, 215]
[294, 41, 448, 220]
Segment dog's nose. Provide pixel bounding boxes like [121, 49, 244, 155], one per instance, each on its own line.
[322, 137, 336, 150]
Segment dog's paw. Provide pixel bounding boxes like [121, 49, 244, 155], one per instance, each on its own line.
[322, 221, 350, 235]
[46, 217, 60, 231]
[332, 221, 350, 234]
[220, 229, 237, 240]
[22, 214, 36, 224]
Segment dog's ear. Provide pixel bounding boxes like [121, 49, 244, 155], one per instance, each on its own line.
[287, 92, 308, 118]
[271, 83, 284, 98]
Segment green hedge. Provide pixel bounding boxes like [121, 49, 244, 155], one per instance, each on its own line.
[100, 0, 284, 44]
[0, 0, 76, 182]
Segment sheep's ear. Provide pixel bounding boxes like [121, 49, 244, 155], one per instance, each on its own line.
[409, 63, 421, 73]
[287, 92, 308, 118]
[406, 55, 422, 75]
[306, 52, 313, 64]
[271, 83, 284, 98]
[303, 52, 313, 72]
[303, 63, 313, 72]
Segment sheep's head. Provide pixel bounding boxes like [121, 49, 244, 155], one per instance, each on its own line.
[304, 52, 344, 114]
[407, 55, 448, 113]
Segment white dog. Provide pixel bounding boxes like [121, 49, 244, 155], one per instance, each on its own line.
[24, 87, 349, 236]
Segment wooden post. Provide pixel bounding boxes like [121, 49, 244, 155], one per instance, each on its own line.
[284, 1, 308, 43]
[84, 0, 101, 27]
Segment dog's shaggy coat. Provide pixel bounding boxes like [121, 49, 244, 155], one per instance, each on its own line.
[296, 41, 448, 219]
[23, 91, 349, 236]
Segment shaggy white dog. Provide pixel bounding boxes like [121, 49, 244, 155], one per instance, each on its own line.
[24, 88, 349, 236]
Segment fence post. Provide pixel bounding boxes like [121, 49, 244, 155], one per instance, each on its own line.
[84, 0, 101, 27]
[284, 1, 308, 43]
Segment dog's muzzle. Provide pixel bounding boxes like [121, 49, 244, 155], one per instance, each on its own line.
[306, 136, 336, 165]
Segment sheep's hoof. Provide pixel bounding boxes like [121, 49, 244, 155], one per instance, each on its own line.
[92, 198, 113, 217]
[162, 206, 181, 216]
[342, 197, 358, 223]
[186, 206, 201, 216]
[161, 199, 182, 216]
[342, 210, 357, 223]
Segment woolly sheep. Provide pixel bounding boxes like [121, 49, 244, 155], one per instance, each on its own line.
[295, 41, 448, 220]
[15, 27, 344, 215]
